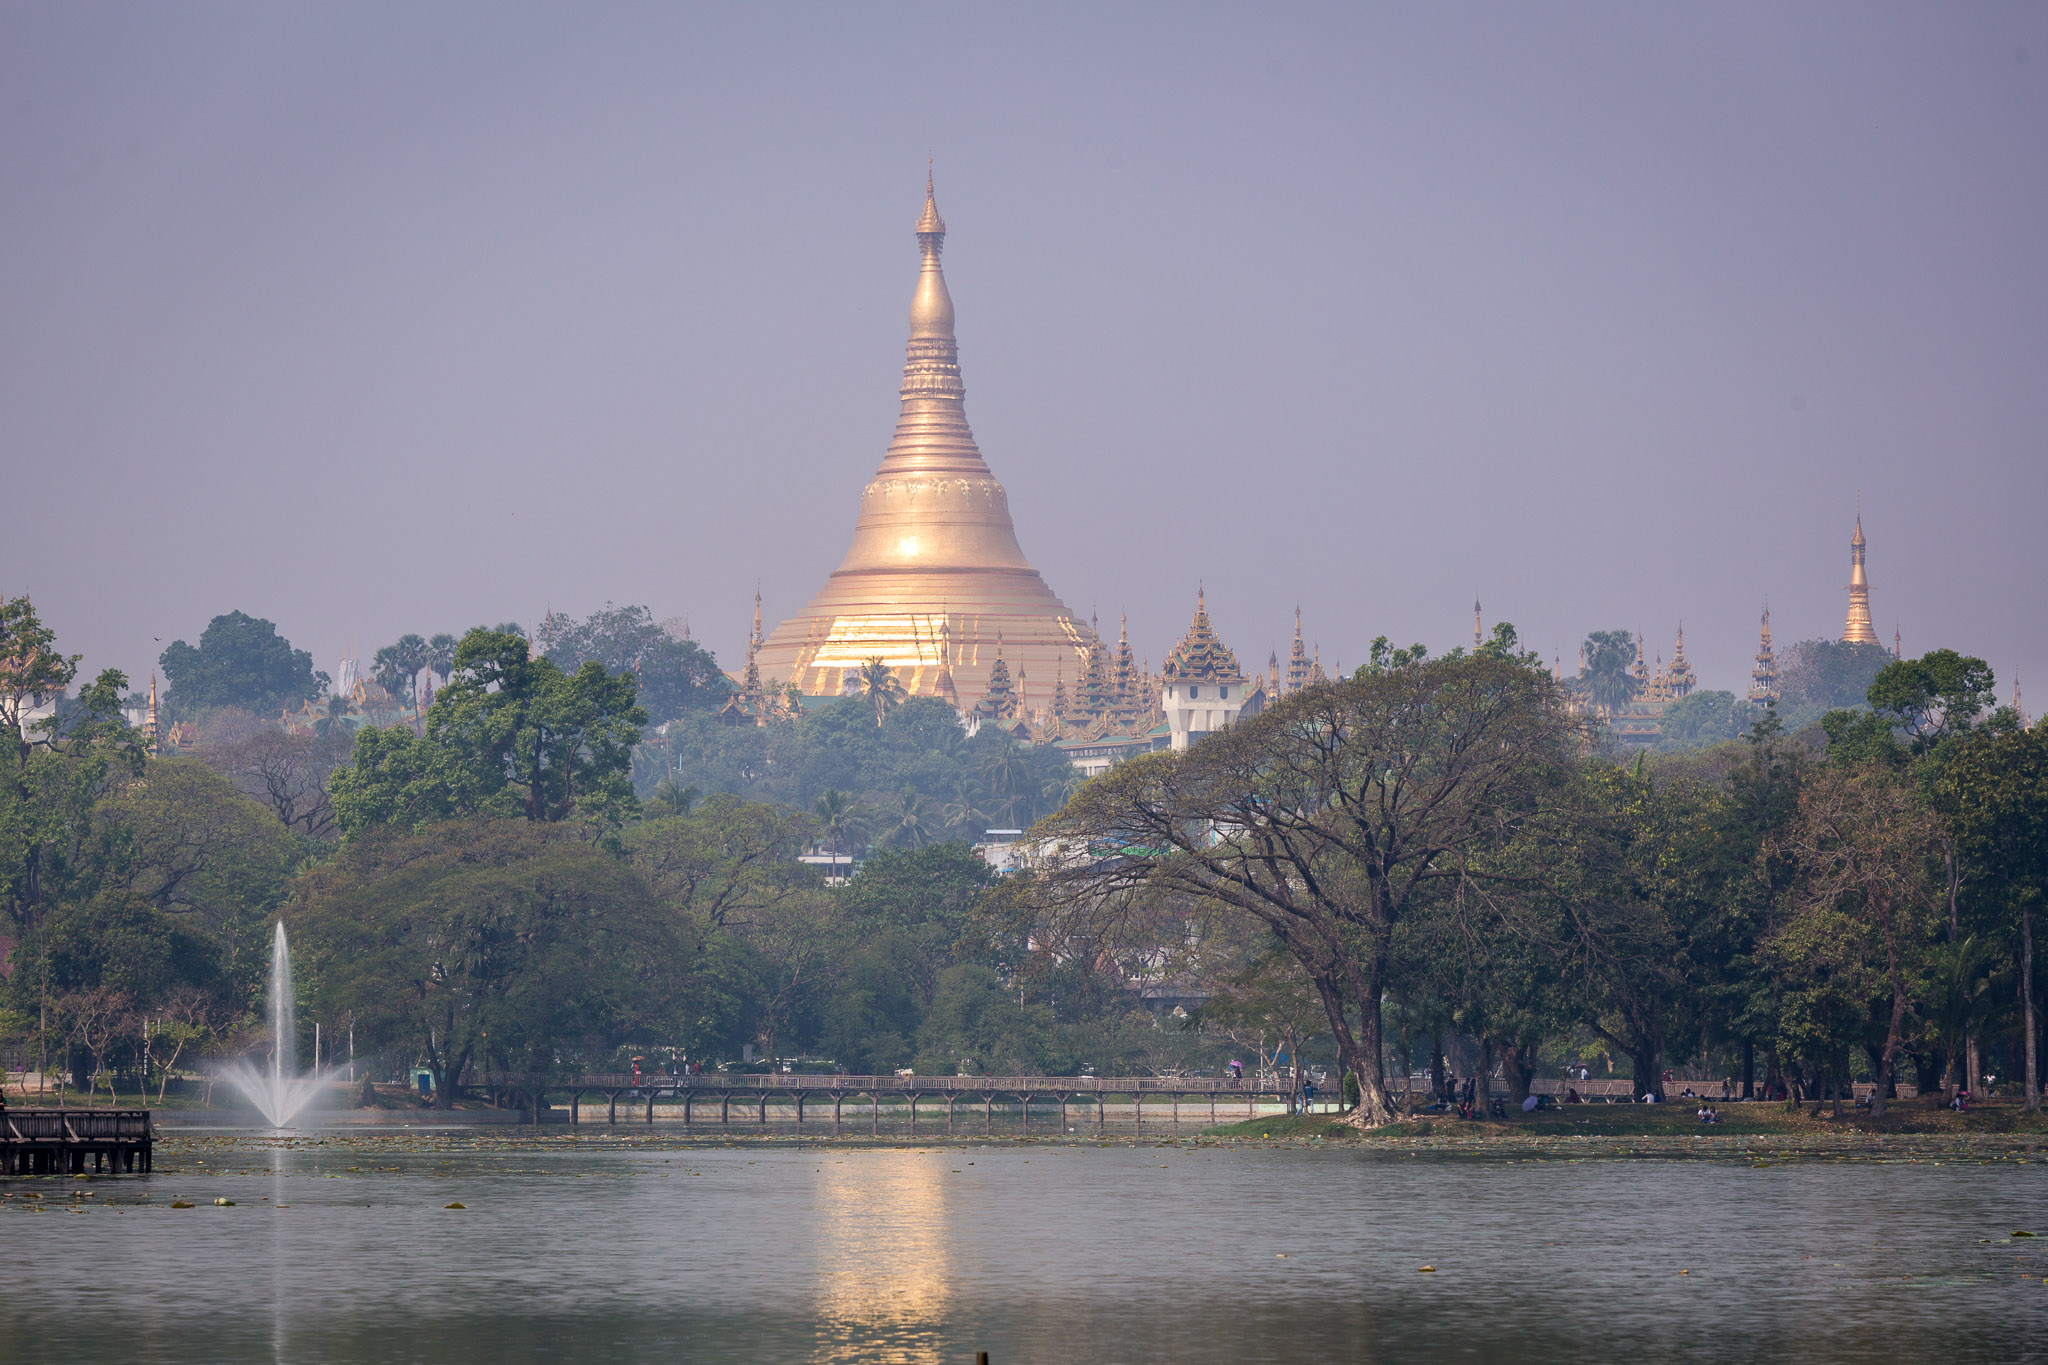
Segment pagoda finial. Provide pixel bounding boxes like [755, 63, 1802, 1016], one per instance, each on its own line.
[1474, 596, 1482, 650]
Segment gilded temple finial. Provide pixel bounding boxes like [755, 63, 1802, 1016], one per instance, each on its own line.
[1842, 514, 1877, 644]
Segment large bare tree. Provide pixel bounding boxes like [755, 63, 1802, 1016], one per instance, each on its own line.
[1028, 649, 1579, 1127]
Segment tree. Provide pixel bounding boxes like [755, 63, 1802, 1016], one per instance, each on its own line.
[856, 658, 906, 728]
[197, 726, 353, 838]
[1941, 725, 2048, 1111]
[622, 794, 817, 931]
[427, 633, 459, 687]
[1865, 650, 1997, 754]
[0, 602, 142, 934]
[1577, 630, 1639, 716]
[372, 634, 430, 705]
[330, 627, 647, 835]
[1773, 763, 1941, 1118]
[1033, 647, 1579, 1127]
[1657, 691, 1749, 751]
[812, 788, 865, 877]
[98, 758, 296, 975]
[542, 604, 728, 725]
[292, 819, 686, 1105]
[158, 611, 326, 719]
[1779, 639, 1894, 714]
[881, 786, 937, 849]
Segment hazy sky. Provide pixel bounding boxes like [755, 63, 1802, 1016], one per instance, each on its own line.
[5, 5, 2044, 704]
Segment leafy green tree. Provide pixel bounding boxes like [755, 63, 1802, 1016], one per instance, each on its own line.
[330, 628, 647, 835]
[542, 603, 729, 725]
[914, 964, 1056, 1074]
[1772, 762, 1941, 1118]
[1656, 691, 1749, 751]
[158, 611, 327, 719]
[837, 844, 999, 1003]
[98, 758, 296, 976]
[1, 600, 142, 933]
[1779, 639, 1894, 713]
[292, 818, 688, 1104]
[1865, 649, 1997, 754]
[622, 794, 817, 930]
[1941, 724, 2048, 1111]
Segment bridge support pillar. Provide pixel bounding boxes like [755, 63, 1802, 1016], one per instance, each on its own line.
[683, 1091, 693, 1128]
[759, 1093, 768, 1125]
[907, 1092, 916, 1135]
[947, 1095, 956, 1135]
[983, 1092, 994, 1134]
[720, 1092, 731, 1125]
[1019, 1093, 1032, 1132]
[1098, 1094, 1106, 1133]
[607, 1091, 620, 1125]
[796, 1093, 805, 1127]
[833, 1093, 843, 1134]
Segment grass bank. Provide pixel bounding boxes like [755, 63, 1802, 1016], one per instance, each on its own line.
[1204, 1100, 2048, 1145]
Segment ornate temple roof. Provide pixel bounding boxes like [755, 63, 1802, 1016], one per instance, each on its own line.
[1162, 589, 1245, 684]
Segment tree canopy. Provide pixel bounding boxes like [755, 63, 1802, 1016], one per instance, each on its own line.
[159, 610, 327, 719]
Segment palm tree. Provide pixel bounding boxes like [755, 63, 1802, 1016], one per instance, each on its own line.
[373, 633, 431, 705]
[650, 776, 700, 819]
[427, 633, 459, 686]
[313, 693, 351, 738]
[1578, 630, 1640, 716]
[856, 657, 906, 728]
[812, 788, 865, 878]
[884, 786, 936, 849]
[979, 740, 1028, 826]
[939, 780, 986, 839]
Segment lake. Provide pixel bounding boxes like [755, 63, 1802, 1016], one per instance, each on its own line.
[6, 1128, 2044, 1363]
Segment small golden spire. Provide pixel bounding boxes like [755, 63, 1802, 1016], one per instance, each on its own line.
[1843, 514, 1877, 644]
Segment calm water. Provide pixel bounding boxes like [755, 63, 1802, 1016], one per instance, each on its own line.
[7, 1130, 2046, 1363]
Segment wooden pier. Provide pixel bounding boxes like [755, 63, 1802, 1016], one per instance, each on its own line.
[1, 1109, 154, 1175]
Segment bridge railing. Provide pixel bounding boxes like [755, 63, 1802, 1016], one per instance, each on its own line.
[483, 1073, 1299, 1097]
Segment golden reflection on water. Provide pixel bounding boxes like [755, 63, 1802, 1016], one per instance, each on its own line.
[813, 1151, 952, 1362]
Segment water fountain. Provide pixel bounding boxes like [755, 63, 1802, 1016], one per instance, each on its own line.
[218, 922, 336, 1127]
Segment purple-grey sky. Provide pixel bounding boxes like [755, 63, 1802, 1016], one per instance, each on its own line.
[4, 5, 2043, 704]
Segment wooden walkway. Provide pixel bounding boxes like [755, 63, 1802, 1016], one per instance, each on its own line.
[1, 1109, 154, 1175]
[475, 1073, 1301, 1132]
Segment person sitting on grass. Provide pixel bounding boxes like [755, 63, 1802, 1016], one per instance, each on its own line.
[1564, 1087, 1582, 1104]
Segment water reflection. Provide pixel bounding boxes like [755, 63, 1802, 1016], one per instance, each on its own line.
[813, 1151, 951, 1360]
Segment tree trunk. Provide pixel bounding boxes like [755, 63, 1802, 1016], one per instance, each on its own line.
[1741, 1037, 1754, 1101]
[1968, 1034, 1981, 1103]
[1630, 1044, 1662, 1102]
[1475, 1036, 1496, 1117]
[1503, 1040, 1536, 1107]
[2024, 905, 2039, 1113]
[1430, 1033, 1447, 1106]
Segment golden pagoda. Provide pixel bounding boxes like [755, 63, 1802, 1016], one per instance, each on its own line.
[1841, 515, 1878, 645]
[753, 175, 1090, 699]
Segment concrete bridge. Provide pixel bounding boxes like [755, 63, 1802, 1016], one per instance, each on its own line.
[474, 1073, 1303, 1132]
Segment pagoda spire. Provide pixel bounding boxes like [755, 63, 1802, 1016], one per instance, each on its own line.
[1842, 515, 1878, 644]
[1474, 597, 1483, 650]
[753, 171, 1085, 702]
[1748, 604, 1779, 708]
